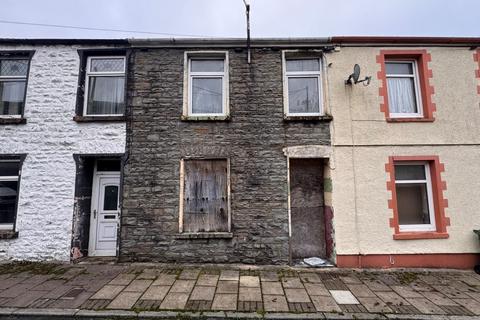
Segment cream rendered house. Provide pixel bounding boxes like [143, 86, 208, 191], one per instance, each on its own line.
[327, 37, 480, 268]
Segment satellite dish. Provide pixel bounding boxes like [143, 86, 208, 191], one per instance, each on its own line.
[352, 64, 361, 83]
[345, 64, 371, 86]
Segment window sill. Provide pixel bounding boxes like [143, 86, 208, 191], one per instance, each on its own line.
[181, 115, 231, 122]
[175, 232, 233, 239]
[73, 115, 126, 122]
[283, 115, 333, 122]
[393, 232, 449, 240]
[0, 231, 18, 239]
[0, 118, 26, 125]
[386, 117, 434, 123]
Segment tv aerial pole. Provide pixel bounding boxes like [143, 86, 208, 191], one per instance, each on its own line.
[243, 0, 251, 64]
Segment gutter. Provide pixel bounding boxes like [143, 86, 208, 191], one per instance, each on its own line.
[332, 36, 480, 47]
[127, 37, 332, 48]
[0, 38, 128, 45]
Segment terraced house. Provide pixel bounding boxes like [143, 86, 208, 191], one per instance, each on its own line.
[0, 37, 479, 269]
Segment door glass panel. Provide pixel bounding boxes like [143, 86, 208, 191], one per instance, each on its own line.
[103, 185, 118, 211]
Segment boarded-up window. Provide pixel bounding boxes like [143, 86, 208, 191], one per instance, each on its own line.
[182, 159, 229, 233]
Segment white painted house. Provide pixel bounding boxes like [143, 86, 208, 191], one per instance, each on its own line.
[0, 40, 128, 261]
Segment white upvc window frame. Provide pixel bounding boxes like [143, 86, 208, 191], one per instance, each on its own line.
[395, 162, 436, 232]
[0, 58, 29, 119]
[386, 60, 423, 119]
[282, 53, 323, 117]
[0, 160, 20, 230]
[83, 55, 126, 117]
[183, 51, 229, 118]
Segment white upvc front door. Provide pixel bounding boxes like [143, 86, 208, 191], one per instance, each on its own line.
[88, 173, 120, 256]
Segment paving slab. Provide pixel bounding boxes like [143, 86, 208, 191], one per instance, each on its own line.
[453, 298, 480, 315]
[124, 279, 153, 292]
[239, 287, 262, 302]
[219, 270, 239, 281]
[262, 282, 284, 295]
[358, 296, 393, 313]
[152, 274, 177, 286]
[170, 280, 195, 293]
[310, 295, 342, 312]
[211, 293, 237, 310]
[240, 276, 260, 287]
[281, 277, 304, 289]
[375, 291, 409, 306]
[141, 285, 170, 300]
[391, 285, 423, 299]
[363, 279, 391, 292]
[90, 285, 124, 300]
[263, 295, 289, 312]
[107, 291, 142, 309]
[340, 275, 362, 284]
[217, 280, 238, 294]
[284, 288, 310, 303]
[347, 284, 377, 298]
[406, 297, 446, 315]
[109, 273, 136, 286]
[304, 283, 330, 296]
[329, 290, 360, 305]
[178, 269, 201, 280]
[4, 290, 48, 308]
[422, 291, 457, 306]
[190, 286, 216, 301]
[260, 271, 279, 282]
[299, 273, 322, 283]
[433, 285, 470, 299]
[197, 274, 219, 286]
[159, 292, 189, 309]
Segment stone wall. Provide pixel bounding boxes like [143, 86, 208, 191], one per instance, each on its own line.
[0, 44, 126, 261]
[120, 48, 331, 264]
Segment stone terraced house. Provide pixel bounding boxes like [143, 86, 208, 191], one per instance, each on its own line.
[0, 37, 479, 269]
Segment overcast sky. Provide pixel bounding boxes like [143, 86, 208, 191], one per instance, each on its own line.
[1, 0, 479, 39]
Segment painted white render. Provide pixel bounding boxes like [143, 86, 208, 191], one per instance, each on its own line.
[0, 45, 126, 261]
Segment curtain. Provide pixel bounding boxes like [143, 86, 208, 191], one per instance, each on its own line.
[387, 77, 417, 114]
[0, 81, 26, 115]
[87, 76, 125, 115]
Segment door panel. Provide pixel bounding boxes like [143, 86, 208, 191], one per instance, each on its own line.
[289, 158, 325, 260]
[89, 174, 120, 256]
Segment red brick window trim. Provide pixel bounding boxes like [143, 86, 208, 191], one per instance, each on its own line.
[376, 50, 436, 122]
[385, 156, 450, 240]
[474, 49, 480, 95]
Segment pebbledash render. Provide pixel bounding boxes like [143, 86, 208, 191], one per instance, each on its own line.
[0, 37, 479, 268]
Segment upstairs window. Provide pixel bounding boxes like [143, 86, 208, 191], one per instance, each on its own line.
[377, 50, 435, 122]
[183, 52, 229, 119]
[84, 56, 125, 116]
[394, 163, 435, 232]
[386, 61, 422, 118]
[0, 58, 29, 117]
[0, 160, 21, 230]
[284, 58, 323, 116]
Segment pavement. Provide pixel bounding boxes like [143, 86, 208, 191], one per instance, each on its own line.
[0, 261, 479, 319]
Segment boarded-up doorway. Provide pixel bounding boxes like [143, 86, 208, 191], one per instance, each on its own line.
[289, 158, 326, 260]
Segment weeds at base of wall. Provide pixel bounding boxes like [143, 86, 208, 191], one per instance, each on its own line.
[0, 261, 67, 275]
